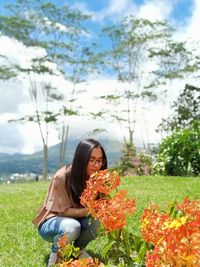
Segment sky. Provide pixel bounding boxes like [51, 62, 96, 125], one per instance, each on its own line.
[0, 0, 199, 154]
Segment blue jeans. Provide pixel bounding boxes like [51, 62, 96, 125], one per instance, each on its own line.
[38, 216, 99, 252]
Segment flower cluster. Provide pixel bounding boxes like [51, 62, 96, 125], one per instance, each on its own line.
[60, 258, 104, 267]
[80, 169, 136, 231]
[141, 198, 200, 266]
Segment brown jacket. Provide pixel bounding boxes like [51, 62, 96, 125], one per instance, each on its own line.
[32, 165, 76, 228]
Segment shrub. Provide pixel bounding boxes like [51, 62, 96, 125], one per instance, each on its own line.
[112, 142, 153, 176]
[153, 121, 200, 176]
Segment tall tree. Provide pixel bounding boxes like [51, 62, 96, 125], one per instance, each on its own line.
[147, 40, 193, 138]
[33, 1, 96, 168]
[98, 17, 172, 149]
[0, 0, 93, 178]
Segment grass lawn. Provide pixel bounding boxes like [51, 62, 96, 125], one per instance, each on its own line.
[0, 175, 199, 266]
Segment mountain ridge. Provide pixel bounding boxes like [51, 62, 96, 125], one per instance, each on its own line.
[0, 138, 123, 176]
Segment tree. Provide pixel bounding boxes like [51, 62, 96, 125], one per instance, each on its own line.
[147, 40, 194, 138]
[34, 1, 96, 168]
[157, 84, 200, 132]
[98, 17, 173, 149]
[0, 0, 94, 179]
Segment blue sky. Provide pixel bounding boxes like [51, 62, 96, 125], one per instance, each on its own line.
[0, 0, 197, 47]
[171, 0, 194, 22]
[0, 0, 199, 154]
[0, 0, 196, 26]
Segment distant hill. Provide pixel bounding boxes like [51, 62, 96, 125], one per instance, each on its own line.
[0, 139, 123, 177]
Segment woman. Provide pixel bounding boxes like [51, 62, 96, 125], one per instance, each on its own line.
[32, 139, 108, 266]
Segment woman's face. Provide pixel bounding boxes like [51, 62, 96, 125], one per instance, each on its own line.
[86, 147, 103, 177]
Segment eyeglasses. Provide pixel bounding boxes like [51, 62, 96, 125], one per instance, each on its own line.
[89, 158, 104, 166]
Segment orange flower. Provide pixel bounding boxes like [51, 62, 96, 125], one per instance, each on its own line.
[80, 169, 136, 231]
[81, 170, 120, 204]
[94, 190, 136, 231]
[141, 204, 171, 245]
[60, 258, 104, 267]
[66, 258, 104, 266]
[58, 233, 68, 249]
[141, 198, 200, 266]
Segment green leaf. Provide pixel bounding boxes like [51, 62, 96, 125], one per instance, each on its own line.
[121, 229, 131, 256]
[102, 240, 116, 258]
[63, 245, 73, 260]
[72, 246, 80, 258]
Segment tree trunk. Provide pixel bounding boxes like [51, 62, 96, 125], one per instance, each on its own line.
[59, 124, 69, 168]
[43, 144, 48, 180]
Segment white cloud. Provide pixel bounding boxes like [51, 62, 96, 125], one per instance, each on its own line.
[0, 123, 25, 154]
[138, 0, 173, 21]
[88, 0, 137, 22]
[178, 0, 200, 41]
[105, 0, 135, 15]
[0, 36, 45, 66]
[0, 0, 199, 155]
[18, 122, 58, 154]
[86, 0, 176, 23]
[0, 80, 29, 113]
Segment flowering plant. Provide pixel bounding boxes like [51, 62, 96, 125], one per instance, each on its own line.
[80, 169, 140, 266]
[53, 170, 138, 267]
[56, 234, 104, 267]
[80, 169, 136, 232]
[141, 198, 200, 266]
[51, 169, 200, 267]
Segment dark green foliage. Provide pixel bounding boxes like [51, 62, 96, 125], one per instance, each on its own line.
[154, 121, 200, 176]
[158, 84, 200, 132]
[101, 229, 151, 266]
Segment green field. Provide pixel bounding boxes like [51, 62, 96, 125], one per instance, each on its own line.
[0, 176, 199, 267]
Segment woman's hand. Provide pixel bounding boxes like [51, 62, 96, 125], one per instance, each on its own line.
[59, 207, 88, 218]
[76, 207, 88, 217]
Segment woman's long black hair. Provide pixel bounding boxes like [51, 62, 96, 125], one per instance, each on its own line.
[66, 139, 107, 206]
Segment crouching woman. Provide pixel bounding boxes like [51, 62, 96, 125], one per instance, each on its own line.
[32, 139, 107, 266]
